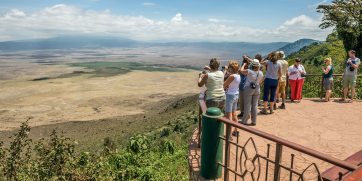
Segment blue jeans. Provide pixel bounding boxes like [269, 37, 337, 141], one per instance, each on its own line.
[263, 78, 279, 102]
[225, 93, 239, 113]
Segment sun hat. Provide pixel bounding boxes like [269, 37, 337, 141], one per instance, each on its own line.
[279, 51, 286, 59]
[251, 59, 260, 67]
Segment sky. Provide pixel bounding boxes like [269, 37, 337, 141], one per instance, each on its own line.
[0, 0, 333, 42]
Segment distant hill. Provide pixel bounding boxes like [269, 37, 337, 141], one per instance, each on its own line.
[287, 33, 346, 74]
[278, 39, 321, 56]
[0, 36, 301, 57]
[0, 36, 139, 51]
[0, 36, 321, 58]
[155, 41, 290, 57]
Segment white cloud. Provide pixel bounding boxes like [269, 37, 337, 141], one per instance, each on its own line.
[4, 9, 26, 18]
[142, 2, 155, 6]
[0, 4, 331, 42]
[283, 15, 318, 27]
[171, 13, 183, 22]
[208, 18, 233, 23]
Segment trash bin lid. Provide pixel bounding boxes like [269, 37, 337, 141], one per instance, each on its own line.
[203, 107, 224, 118]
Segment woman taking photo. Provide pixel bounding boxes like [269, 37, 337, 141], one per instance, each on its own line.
[240, 59, 263, 126]
[224, 61, 241, 136]
[261, 52, 282, 114]
[322, 57, 334, 102]
[198, 58, 225, 110]
[288, 58, 306, 102]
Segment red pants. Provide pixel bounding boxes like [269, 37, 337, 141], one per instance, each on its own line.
[289, 79, 304, 100]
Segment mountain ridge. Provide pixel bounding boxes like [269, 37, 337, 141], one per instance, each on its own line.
[0, 36, 318, 57]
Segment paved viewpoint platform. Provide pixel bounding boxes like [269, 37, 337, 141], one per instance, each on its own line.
[189, 99, 362, 180]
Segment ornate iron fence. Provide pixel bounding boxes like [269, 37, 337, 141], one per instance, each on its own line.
[197, 96, 360, 181]
[298, 74, 362, 99]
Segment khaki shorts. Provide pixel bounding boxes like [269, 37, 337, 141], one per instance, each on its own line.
[343, 75, 357, 88]
[278, 81, 287, 94]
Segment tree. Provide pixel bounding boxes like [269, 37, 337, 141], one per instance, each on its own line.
[317, 0, 362, 56]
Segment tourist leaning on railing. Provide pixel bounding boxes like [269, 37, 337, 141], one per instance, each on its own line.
[341, 50, 360, 103]
[198, 58, 226, 110]
[275, 51, 289, 109]
[288, 58, 306, 102]
[239, 59, 264, 126]
[224, 61, 241, 137]
[322, 57, 334, 102]
[261, 52, 282, 114]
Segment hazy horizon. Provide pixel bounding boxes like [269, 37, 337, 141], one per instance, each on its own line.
[0, 0, 332, 42]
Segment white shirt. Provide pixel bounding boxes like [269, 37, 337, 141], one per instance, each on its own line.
[288, 65, 306, 80]
[226, 74, 241, 95]
[265, 60, 282, 80]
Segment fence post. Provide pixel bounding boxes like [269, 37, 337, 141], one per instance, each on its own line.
[198, 106, 202, 148]
[273, 143, 283, 181]
[224, 123, 231, 181]
[200, 107, 224, 179]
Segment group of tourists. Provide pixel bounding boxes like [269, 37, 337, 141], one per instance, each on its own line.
[321, 50, 360, 102]
[197, 49, 360, 137]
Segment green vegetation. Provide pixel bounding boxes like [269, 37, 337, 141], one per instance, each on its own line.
[287, 32, 347, 74]
[286, 32, 362, 99]
[317, 0, 362, 56]
[0, 108, 198, 180]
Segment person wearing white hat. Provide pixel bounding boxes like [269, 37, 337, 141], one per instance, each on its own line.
[239, 59, 264, 126]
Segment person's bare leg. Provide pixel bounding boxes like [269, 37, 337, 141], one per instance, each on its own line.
[279, 91, 286, 109]
[325, 90, 331, 102]
[269, 102, 275, 113]
[281, 92, 286, 103]
[226, 112, 236, 132]
[263, 101, 268, 110]
[232, 111, 238, 124]
[351, 88, 355, 102]
[342, 87, 348, 101]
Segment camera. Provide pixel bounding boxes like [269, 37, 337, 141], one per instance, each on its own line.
[250, 82, 256, 89]
[349, 60, 356, 71]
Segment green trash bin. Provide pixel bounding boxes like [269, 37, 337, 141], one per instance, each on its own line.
[200, 107, 224, 179]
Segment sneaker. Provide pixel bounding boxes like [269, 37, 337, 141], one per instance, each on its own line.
[270, 108, 274, 114]
[273, 104, 277, 110]
[260, 109, 268, 115]
[278, 103, 285, 109]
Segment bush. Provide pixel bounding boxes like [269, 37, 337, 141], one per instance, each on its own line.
[0, 121, 193, 180]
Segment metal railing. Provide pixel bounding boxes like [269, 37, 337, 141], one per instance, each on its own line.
[197, 95, 360, 181]
[296, 74, 362, 99]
